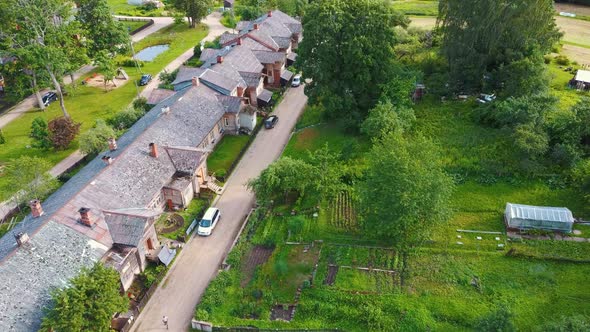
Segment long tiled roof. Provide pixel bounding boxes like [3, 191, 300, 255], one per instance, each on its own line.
[0, 221, 108, 331]
[171, 66, 206, 85]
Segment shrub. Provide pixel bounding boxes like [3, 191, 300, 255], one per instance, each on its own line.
[204, 38, 221, 49]
[79, 120, 116, 155]
[193, 45, 202, 59]
[195, 308, 210, 321]
[48, 116, 81, 150]
[251, 289, 263, 300]
[141, 1, 158, 11]
[476, 307, 515, 332]
[0, 129, 5, 144]
[117, 57, 144, 68]
[30, 117, 51, 149]
[173, 12, 185, 25]
[185, 58, 203, 68]
[544, 55, 553, 64]
[107, 107, 144, 130]
[554, 55, 570, 66]
[133, 97, 150, 113]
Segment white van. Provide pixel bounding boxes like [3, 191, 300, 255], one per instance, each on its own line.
[197, 207, 221, 236]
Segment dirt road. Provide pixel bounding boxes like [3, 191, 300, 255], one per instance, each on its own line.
[130, 86, 308, 332]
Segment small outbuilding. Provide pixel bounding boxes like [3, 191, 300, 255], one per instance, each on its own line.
[504, 203, 574, 233]
[570, 69, 590, 90]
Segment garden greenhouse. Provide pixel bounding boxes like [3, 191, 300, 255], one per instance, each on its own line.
[504, 203, 574, 233]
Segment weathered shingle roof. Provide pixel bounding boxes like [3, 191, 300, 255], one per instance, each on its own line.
[272, 36, 292, 49]
[236, 21, 251, 31]
[220, 32, 238, 45]
[217, 95, 242, 114]
[164, 146, 205, 176]
[253, 50, 285, 64]
[104, 212, 151, 247]
[200, 68, 240, 95]
[258, 89, 273, 103]
[147, 88, 176, 105]
[239, 71, 262, 87]
[281, 69, 294, 81]
[0, 221, 107, 331]
[171, 66, 206, 85]
[199, 48, 219, 62]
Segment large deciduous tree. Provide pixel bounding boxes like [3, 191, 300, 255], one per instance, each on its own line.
[173, 0, 211, 28]
[77, 0, 130, 57]
[41, 263, 128, 332]
[359, 133, 454, 286]
[0, 0, 85, 118]
[298, 0, 408, 126]
[437, 0, 561, 95]
[5, 156, 58, 206]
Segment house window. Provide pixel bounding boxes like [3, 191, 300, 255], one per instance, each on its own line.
[224, 118, 229, 127]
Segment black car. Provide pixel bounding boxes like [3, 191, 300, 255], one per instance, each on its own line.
[264, 115, 279, 129]
[42, 91, 58, 107]
[139, 74, 152, 86]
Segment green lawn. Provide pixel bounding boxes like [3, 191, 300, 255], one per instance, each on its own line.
[0, 23, 208, 201]
[107, 0, 166, 17]
[207, 134, 250, 178]
[120, 20, 149, 34]
[392, 0, 439, 16]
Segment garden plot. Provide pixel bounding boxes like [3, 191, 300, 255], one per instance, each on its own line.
[328, 190, 358, 232]
[333, 267, 398, 294]
[322, 245, 398, 270]
[240, 245, 274, 287]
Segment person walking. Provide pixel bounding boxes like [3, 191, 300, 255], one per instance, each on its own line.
[162, 315, 168, 330]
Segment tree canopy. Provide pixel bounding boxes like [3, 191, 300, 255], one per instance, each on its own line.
[359, 133, 454, 284]
[173, 0, 211, 28]
[41, 263, 128, 332]
[0, 0, 85, 118]
[4, 156, 58, 206]
[298, 0, 408, 126]
[437, 0, 561, 95]
[77, 0, 130, 57]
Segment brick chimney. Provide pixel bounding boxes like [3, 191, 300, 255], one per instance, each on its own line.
[253, 23, 259, 30]
[192, 76, 200, 87]
[108, 137, 117, 151]
[101, 155, 113, 166]
[217, 55, 224, 64]
[14, 232, 30, 246]
[236, 38, 242, 46]
[29, 199, 44, 218]
[268, 11, 272, 17]
[78, 207, 94, 227]
[237, 86, 245, 97]
[149, 143, 158, 158]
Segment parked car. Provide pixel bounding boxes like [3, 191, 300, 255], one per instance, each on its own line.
[476, 93, 496, 104]
[42, 91, 58, 107]
[291, 74, 301, 87]
[197, 207, 221, 236]
[264, 115, 279, 129]
[139, 74, 152, 86]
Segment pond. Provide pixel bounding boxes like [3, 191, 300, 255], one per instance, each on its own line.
[134, 44, 169, 62]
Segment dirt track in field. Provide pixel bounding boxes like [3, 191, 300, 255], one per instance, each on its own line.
[409, 15, 590, 65]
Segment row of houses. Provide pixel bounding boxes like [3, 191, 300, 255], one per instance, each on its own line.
[0, 9, 302, 331]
